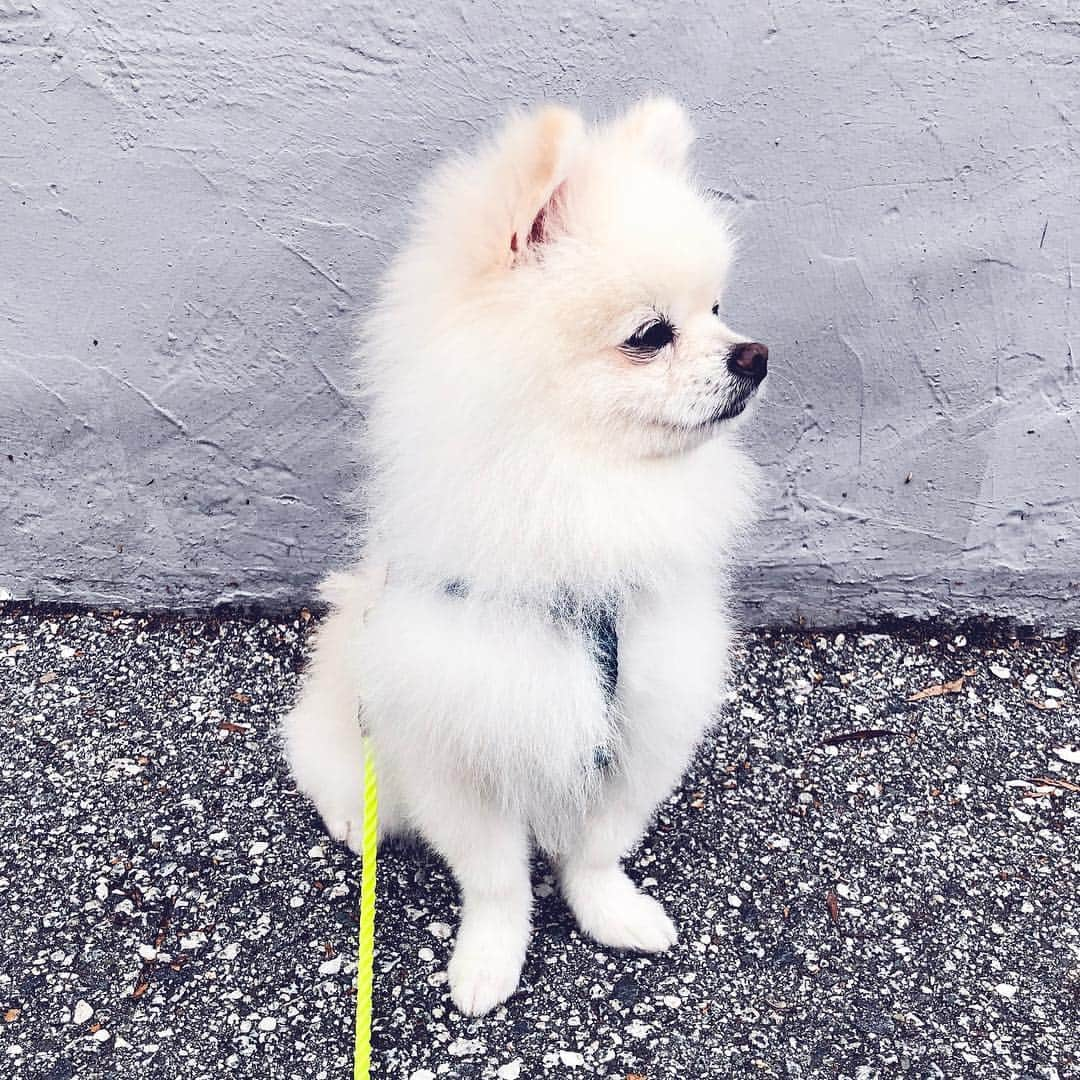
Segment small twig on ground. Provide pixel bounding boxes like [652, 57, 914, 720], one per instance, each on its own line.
[826, 890, 840, 925]
[907, 677, 964, 702]
[1026, 698, 1061, 712]
[131, 896, 175, 998]
[1025, 776, 1080, 793]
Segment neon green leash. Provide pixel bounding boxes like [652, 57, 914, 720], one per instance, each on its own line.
[353, 737, 378, 1080]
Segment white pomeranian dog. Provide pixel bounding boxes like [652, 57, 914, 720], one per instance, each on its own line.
[283, 98, 767, 1016]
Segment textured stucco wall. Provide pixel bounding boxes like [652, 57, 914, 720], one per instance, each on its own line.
[2, 1, 1078, 626]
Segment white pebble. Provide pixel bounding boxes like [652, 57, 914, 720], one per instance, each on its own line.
[248, 841, 269, 857]
[497, 1062, 522, 1080]
[448, 1037, 483, 1056]
[995, 983, 1018, 998]
[1052, 747, 1080, 764]
[319, 956, 343, 976]
[727, 893, 742, 908]
[72, 1000, 93, 1025]
[418, 947, 434, 962]
[257, 1016, 278, 1032]
[137, 945, 158, 961]
[989, 664, 1011, 680]
[558, 1050, 584, 1067]
[410, 1072, 437, 1080]
[426, 922, 452, 940]
[663, 994, 682, 1008]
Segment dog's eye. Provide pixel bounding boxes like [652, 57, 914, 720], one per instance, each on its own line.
[622, 319, 675, 360]
[711, 302, 720, 316]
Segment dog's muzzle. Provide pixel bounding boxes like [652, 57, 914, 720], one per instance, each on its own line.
[726, 341, 768, 385]
[704, 342, 768, 424]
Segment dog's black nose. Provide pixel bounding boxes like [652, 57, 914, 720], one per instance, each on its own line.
[727, 342, 768, 383]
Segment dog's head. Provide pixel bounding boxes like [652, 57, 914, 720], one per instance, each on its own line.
[388, 98, 766, 459]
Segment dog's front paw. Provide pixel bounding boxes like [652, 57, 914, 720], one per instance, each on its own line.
[564, 868, 678, 953]
[447, 948, 521, 1017]
[446, 917, 527, 1016]
[589, 890, 678, 953]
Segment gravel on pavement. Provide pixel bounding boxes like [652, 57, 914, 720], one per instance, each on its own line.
[1, 606, 1077, 1079]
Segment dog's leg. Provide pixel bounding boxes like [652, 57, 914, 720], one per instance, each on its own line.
[282, 571, 399, 853]
[560, 584, 728, 953]
[410, 790, 533, 1016]
[557, 739, 693, 953]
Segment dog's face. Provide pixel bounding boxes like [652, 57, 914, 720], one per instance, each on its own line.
[399, 99, 766, 460]
[532, 128, 767, 458]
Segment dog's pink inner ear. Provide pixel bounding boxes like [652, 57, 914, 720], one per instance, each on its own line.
[528, 205, 547, 246]
[510, 206, 548, 254]
[511, 181, 564, 256]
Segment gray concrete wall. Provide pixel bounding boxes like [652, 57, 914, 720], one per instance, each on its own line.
[2, 0, 1078, 626]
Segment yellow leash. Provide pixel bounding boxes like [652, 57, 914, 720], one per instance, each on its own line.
[353, 737, 378, 1080]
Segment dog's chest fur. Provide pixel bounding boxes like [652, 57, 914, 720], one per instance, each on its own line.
[355, 566, 730, 849]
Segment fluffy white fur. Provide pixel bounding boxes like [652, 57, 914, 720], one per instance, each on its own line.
[282, 98, 765, 1016]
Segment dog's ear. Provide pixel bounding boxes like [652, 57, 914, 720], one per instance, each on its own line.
[611, 97, 694, 172]
[490, 105, 585, 266]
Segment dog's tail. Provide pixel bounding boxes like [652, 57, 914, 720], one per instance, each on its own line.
[314, 561, 386, 614]
[302, 561, 387, 724]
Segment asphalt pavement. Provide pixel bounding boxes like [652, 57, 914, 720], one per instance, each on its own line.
[0, 606, 1077, 1079]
